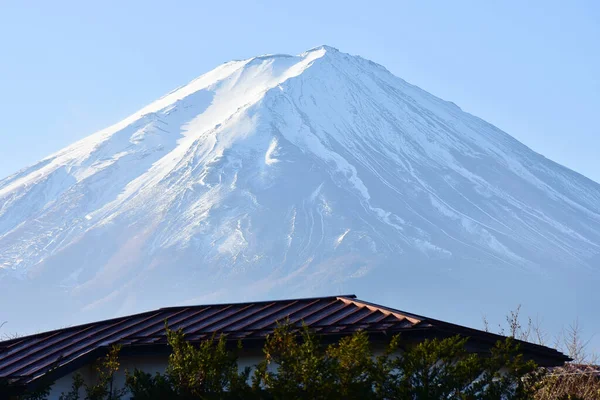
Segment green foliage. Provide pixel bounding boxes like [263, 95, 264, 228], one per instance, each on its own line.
[475, 337, 541, 400]
[57, 345, 126, 400]
[163, 324, 252, 399]
[125, 370, 175, 400]
[252, 323, 542, 400]
[58, 373, 84, 400]
[11, 320, 591, 400]
[85, 345, 126, 400]
[18, 385, 51, 400]
[122, 322, 254, 399]
[253, 322, 337, 399]
[375, 335, 482, 399]
[327, 330, 379, 399]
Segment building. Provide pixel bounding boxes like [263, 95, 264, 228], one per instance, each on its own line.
[0, 295, 570, 399]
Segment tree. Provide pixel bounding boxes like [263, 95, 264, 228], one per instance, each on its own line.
[164, 327, 252, 399]
[252, 323, 338, 399]
[58, 345, 125, 400]
[6, 320, 563, 399]
[126, 322, 254, 400]
[252, 321, 538, 400]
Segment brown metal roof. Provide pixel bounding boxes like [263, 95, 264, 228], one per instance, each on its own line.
[0, 295, 569, 386]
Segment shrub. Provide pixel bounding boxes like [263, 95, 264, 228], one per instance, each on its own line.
[11, 320, 591, 400]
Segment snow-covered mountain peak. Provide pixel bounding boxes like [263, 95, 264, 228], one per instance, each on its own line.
[304, 44, 340, 53]
[1, 46, 599, 343]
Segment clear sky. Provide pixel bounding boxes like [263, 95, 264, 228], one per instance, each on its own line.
[1, 1, 598, 183]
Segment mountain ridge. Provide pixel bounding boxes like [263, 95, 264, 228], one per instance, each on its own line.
[1, 45, 598, 345]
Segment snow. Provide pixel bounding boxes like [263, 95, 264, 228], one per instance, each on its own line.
[264, 138, 280, 165]
[1, 45, 599, 347]
[335, 229, 351, 248]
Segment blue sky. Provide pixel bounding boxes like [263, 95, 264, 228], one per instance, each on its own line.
[1, 1, 598, 182]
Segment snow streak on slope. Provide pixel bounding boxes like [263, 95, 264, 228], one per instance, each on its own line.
[0, 46, 599, 340]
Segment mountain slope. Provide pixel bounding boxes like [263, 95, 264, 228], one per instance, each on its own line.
[1, 46, 599, 339]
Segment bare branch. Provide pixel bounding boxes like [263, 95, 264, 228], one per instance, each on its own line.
[531, 315, 547, 346]
[502, 304, 523, 338]
[482, 315, 490, 333]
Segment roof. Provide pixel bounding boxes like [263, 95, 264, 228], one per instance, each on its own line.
[0, 295, 569, 387]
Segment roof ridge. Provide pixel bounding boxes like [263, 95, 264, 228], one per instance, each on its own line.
[158, 294, 357, 311]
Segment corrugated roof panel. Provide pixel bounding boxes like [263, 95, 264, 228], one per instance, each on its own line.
[183, 304, 253, 333]
[337, 306, 375, 325]
[243, 298, 336, 333]
[324, 305, 365, 327]
[133, 307, 211, 338]
[178, 306, 230, 335]
[299, 301, 349, 326]
[283, 299, 336, 324]
[211, 303, 277, 332]
[207, 303, 277, 333]
[313, 303, 361, 326]
[226, 300, 301, 332]
[4, 311, 167, 378]
[359, 310, 389, 324]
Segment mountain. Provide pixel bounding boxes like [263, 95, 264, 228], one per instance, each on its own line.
[1, 46, 599, 342]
